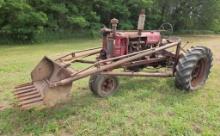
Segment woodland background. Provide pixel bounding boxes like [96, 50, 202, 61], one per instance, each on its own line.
[0, 0, 220, 42]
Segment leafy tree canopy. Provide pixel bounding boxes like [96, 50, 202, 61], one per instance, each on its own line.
[0, 0, 219, 41]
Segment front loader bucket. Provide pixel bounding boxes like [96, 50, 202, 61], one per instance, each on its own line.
[14, 57, 73, 109]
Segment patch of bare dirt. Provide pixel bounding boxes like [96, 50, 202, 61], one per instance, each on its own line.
[192, 123, 202, 134]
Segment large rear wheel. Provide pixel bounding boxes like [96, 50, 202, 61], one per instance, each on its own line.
[175, 46, 213, 91]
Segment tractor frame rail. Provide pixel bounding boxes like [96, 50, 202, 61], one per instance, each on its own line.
[51, 41, 180, 87]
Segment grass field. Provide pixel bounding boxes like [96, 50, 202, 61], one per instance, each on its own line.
[0, 35, 220, 136]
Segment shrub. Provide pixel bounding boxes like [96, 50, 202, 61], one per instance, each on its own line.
[0, 0, 48, 42]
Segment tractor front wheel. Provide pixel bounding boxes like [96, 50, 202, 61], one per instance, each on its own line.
[89, 75, 119, 97]
[89, 74, 98, 95]
[175, 46, 213, 91]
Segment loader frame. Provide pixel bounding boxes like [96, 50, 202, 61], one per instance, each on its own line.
[7, 10, 212, 110]
[13, 37, 183, 109]
[50, 40, 182, 87]
[12, 9, 186, 110]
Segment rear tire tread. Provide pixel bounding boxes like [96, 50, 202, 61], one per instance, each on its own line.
[175, 46, 212, 91]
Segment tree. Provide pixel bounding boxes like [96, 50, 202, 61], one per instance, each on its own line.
[0, 0, 48, 41]
[0, 0, 220, 42]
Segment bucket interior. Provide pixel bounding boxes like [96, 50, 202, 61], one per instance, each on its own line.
[31, 56, 72, 82]
[14, 57, 73, 109]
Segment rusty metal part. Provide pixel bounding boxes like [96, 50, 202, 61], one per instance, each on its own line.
[15, 57, 73, 109]
[14, 82, 44, 109]
[122, 57, 167, 68]
[55, 47, 101, 66]
[75, 60, 96, 64]
[180, 47, 187, 53]
[111, 18, 119, 37]
[101, 78, 115, 92]
[14, 48, 101, 109]
[101, 71, 173, 77]
[31, 57, 74, 82]
[55, 47, 100, 60]
[181, 41, 190, 52]
[173, 43, 181, 74]
[52, 41, 180, 87]
[191, 58, 208, 87]
[138, 9, 146, 35]
[14, 81, 72, 109]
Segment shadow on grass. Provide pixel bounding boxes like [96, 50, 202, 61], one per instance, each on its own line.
[0, 77, 197, 135]
[117, 77, 196, 105]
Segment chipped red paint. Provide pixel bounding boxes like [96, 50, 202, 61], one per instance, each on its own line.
[103, 31, 161, 57]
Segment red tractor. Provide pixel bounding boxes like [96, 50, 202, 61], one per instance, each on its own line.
[13, 11, 212, 110]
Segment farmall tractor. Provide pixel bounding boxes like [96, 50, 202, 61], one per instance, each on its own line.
[12, 11, 212, 110]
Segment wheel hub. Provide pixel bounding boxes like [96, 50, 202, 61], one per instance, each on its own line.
[101, 78, 114, 92]
[191, 58, 208, 88]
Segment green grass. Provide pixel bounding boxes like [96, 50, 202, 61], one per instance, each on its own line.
[0, 36, 220, 136]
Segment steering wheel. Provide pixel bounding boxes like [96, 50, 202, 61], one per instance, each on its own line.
[159, 23, 173, 35]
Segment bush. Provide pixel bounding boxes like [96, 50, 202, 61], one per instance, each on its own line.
[0, 0, 220, 43]
[0, 0, 48, 42]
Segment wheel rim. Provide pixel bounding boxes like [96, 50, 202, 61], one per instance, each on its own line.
[191, 58, 208, 88]
[101, 78, 115, 93]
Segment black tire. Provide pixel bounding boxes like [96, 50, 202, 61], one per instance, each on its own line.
[175, 46, 213, 91]
[89, 74, 98, 94]
[90, 75, 119, 97]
